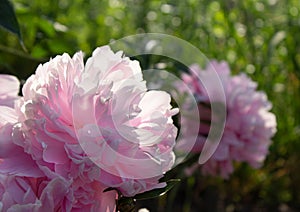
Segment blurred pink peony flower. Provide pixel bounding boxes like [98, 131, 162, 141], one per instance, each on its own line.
[12, 45, 177, 205]
[0, 74, 20, 108]
[180, 60, 277, 178]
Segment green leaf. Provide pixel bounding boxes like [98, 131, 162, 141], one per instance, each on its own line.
[0, 0, 24, 47]
[133, 179, 180, 200]
[107, 180, 180, 211]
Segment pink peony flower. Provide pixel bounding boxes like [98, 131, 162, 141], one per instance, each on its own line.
[11, 45, 177, 204]
[0, 174, 72, 212]
[0, 74, 20, 108]
[180, 60, 277, 178]
[0, 104, 116, 211]
[72, 47, 178, 195]
[0, 119, 43, 178]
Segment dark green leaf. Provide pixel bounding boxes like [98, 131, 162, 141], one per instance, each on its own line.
[103, 187, 117, 193]
[133, 179, 180, 200]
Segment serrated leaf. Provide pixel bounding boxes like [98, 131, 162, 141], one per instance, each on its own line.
[0, 0, 23, 44]
[133, 179, 180, 200]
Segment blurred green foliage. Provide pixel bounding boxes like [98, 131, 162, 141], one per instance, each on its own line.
[1, 0, 300, 211]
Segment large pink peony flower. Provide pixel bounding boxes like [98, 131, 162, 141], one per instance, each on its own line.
[14, 45, 177, 201]
[180, 60, 277, 178]
[0, 74, 20, 107]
